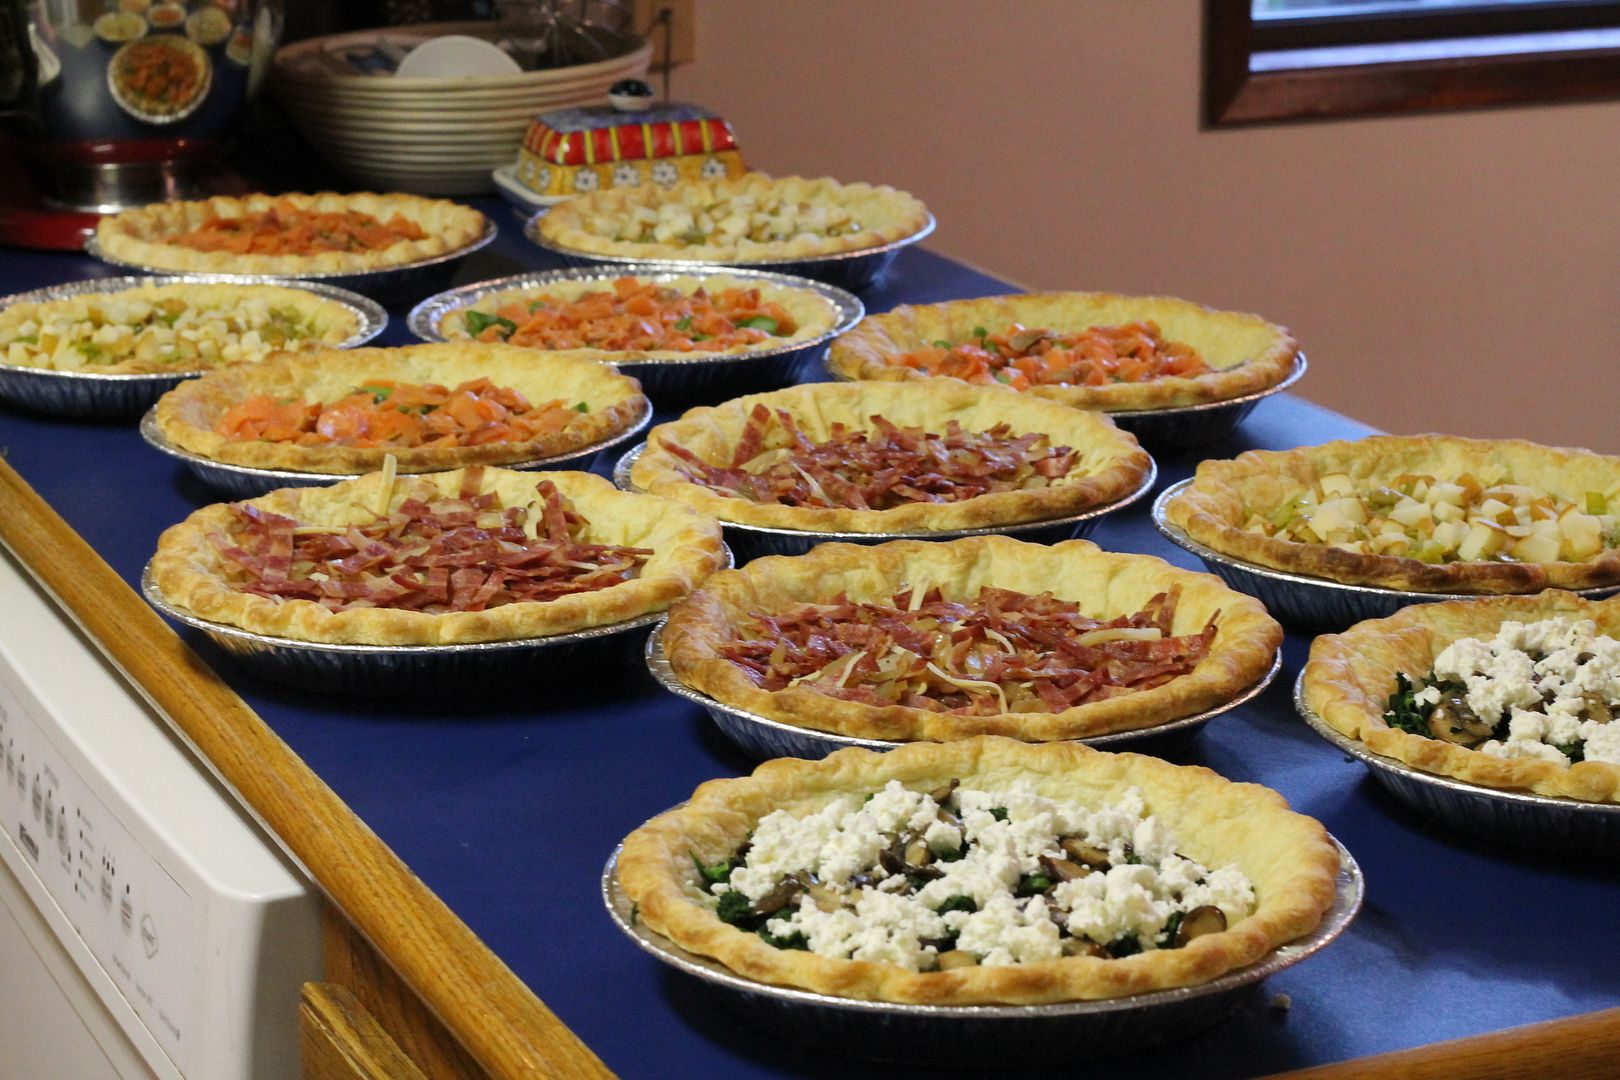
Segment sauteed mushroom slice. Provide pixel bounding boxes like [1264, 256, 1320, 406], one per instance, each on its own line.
[1059, 837, 1113, 870]
[753, 871, 812, 916]
[1039, 854, 1092, 883]
[1062, 937, 1111, 958]
[928, 779, 960, 804]
[1427, 693, 1493, 746]
[1173, 905, 1227, 947]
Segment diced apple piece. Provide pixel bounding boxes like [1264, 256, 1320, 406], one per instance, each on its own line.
[1389, 498, 1431, 528]
[1317, 473, 1355, 499]
[1457, 521, 1507, 561]
[1513, 531, 1563, 564]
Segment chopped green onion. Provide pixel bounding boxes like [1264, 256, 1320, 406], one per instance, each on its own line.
[674, 315, 694, 331]
[738, 315, 780, 334]
[357, 384, 392, 402]
[464, 310, 517, 338]
[573, 401, 590, 413]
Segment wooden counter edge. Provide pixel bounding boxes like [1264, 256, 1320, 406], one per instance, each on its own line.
[0, 461, 614, 1080]
[301, 982, 429, 1080]
[1262, 1005, 1620, 1079]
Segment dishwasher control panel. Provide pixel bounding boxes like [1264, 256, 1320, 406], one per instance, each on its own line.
[0, 671, 200, 1075]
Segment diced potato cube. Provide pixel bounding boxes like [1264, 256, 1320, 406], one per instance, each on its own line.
[1432, 501, 1466, 524]
[1428, 482, 1467, 506]
[1388, 498, 1431, 528]
[1457, 521, 1506, 561]
[1432, 520, 1467, 551]
[1478, 497, 1513, 519]
[1560, 511, 1603, 559]
[1513, 532, 1562, 564]
[1318, 473, 1355, 499]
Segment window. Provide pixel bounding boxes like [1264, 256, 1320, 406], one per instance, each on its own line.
[1205, 0, 1620, 125]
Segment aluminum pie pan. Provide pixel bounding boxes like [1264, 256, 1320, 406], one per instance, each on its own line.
[1293, 671, 1620, 858]
[1103, 353, 1307, 450]
[601, 835, 1361, 1067]
[1151, 479, 1620, 632]
[406, 265, 864, 405]
[0, 275, 386, 420]
[86, 218, 498, 305]
[136, 396, 653, 500]
[644, 623, 1281, 762]
[525, 209, 936, 293]
[615, 442, 1158, 564]
[140, 564, 668, 697]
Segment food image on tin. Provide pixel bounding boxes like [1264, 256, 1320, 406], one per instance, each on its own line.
[108, 35, 212, 123]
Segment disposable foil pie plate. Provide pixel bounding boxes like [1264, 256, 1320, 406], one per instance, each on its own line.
[615, 443, 1158, 564]
[137, 396, 653, 500]
[525, 209, 936, 293]
[86, 218, 498, 305]
[601, 836, 1362, 1067]
[643, 624, 1281, 762]
[0, 275, 386, 420]
[407, 265, 863, 405]
[1102, 353, 1307, 450]
[140, 564, 671, 697]
[1151, 480, 1620, 632]
[1293, 671, 1620, 858]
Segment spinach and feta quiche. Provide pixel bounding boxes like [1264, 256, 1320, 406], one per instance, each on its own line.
[1303, 591, 1620, 803]
[617, 737, 1340, 1005]
[1166, 436, 1620, 594]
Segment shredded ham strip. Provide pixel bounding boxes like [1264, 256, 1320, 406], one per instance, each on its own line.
[887, 320, 1211, 392]
[208, 471, 652, 613]
[718, 585, 1216, 715]
[169, 206, 427, 256]
[661, 404, 1078, 510]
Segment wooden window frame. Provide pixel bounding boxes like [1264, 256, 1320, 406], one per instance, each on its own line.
[1204, 0, 1620, 126]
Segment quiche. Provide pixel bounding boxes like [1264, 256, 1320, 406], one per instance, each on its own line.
[148, 466, 725, 646]
[0, 281, 364, 375]
[95, 192, 487, 276]
[1164, 435, 1620, 593]
[826, 293, 1298, 411]
[536, 174, 930, 262]
[617, 736, 1341, 1004]
[628, 381, 1152, 534]
[434, 273, 840, 360]
[1303, 592, 1620, 803]
[152, 343, 648, 474]
[661, 536, 1282, 742]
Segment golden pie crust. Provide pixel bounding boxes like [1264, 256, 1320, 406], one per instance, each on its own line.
[537, 174, 930, 262]
[662, 536, 1282, 741]
[1302, 591, 1620, 803]
[148, 467, 726, 645]
[825, 293, 1298, 411]
[152, 343, 648, 474]
[95, 192, 487, 275]
[629, 381, 1151, 533]
[1165, 436, 1620, 593]
[617, 736, 1340, 1004]
[436, 272, 841, 362]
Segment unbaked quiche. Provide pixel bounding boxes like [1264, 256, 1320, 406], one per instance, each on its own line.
[148, 466, 725, 645]
[1164, 436, 1620, 593]
[617, 736, 1340, 1004]
[661, 536, 1282, 742]
[536, 174, 930, 262]
[96, 193, 487, 276]
[1303, 591, 1620, 803]
[0, 281, 364, 375]
[826, 293, 1298, 411]
[152, 343, 648, 474]
[628, 381, 1151, 534]
[434, 273, 839, 360]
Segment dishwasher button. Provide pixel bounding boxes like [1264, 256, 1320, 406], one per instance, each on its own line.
[140, 915, 159, 959]
[30, 777, 41, 820]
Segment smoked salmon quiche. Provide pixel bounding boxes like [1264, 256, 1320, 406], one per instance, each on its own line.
[96, 192, 487, 276]
[152, 343, 648, 474]
[826, 292, 1298, 411]
[1302, 591, 1620, 803]
[1164, 435, 1620, 594]
[617, 736, 1340, 1004]
[661, 536, 1282, 742]
[148, 466, 725, 645]
[628, 381, 1151, 534]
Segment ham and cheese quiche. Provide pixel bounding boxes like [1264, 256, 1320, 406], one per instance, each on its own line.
[661, 536, 1282, 742]
[537, 174, 930, 263]
[152, 343, 648, 474]
[618, 736, 1340, 1004]
[627, 381, 1151, 534]
[148, 466, 725, 646]
[434, 273, 840, 361]
[1164, 435, 1620, 593]
[96, 192, 487, 276]
[1303, 591, 1620, 803]
[0, 281, 364, 375]
[826, 292, 1298, 411]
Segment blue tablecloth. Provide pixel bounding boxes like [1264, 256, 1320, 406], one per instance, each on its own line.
[2, 204, 1613, 1079]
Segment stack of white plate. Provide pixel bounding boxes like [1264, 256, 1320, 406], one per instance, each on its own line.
[272, 22, 651, 196]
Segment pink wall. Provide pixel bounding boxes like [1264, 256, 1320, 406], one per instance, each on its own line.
[673, 0, 1620, 452]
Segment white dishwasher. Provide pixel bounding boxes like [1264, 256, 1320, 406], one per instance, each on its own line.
[0, 544, 322, 1080]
